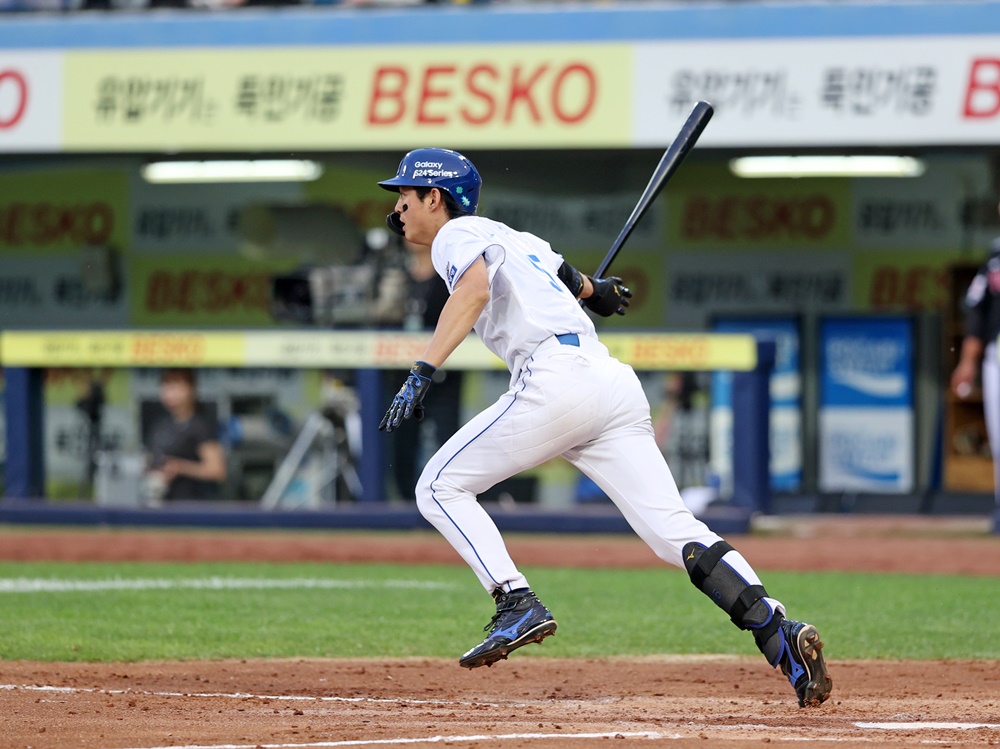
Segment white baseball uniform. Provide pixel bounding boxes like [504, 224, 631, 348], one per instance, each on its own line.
[417, 215, 781, 608]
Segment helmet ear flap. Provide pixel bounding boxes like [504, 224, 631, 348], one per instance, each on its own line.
[386, 212, 405, 237]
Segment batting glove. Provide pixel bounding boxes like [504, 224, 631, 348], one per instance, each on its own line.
[379, 360, 437, 432]
[584, 276, 632, 317]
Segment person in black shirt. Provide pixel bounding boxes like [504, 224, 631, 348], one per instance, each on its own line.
[951, 231, 1000, 508]
[146, 368, 227, 501]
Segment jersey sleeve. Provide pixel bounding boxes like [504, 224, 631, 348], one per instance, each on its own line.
[432, 222, 491, 293]
[190, 412, 221, 447]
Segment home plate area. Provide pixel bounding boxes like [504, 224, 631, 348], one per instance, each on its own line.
[4, 657, 999, 749]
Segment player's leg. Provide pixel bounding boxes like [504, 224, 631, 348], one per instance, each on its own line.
[562, 361, 831, 706]
[414, 351, 607, 667]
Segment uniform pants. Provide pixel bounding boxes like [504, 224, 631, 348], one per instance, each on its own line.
[416, 336, 776, 604]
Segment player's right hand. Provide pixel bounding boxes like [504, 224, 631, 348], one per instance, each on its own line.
[951, 361, 977, 399]
[583, 276, 632, 317]
[379, 360, 437, 432]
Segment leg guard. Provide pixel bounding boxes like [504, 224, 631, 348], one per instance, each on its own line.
[683, 540, 784, 666]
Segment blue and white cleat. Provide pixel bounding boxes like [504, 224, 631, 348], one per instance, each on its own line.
[459, 587, 557, 669]
[779, 619, 833, 707]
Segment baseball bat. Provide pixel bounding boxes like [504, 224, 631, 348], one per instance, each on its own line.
[593, 100, 714, 279]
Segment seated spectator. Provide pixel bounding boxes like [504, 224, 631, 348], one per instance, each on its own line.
[145, 368, 227, 501]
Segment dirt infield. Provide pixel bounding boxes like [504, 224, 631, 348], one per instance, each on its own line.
[2, 516, 1000, 749]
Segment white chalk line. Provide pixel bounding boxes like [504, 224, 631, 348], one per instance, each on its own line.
[0, 683, 495, 708]
[103, 733, 667, 749]
[856, 722, 1000, 730]
[8, 684, 1000, 734]
[0, 577, 454, 593]
[10, 683, 999, 747]
[96, 723, 1000, 749]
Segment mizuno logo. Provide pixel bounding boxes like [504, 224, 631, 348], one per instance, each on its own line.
[492, 611, 533, 642]
[789, 657, 806, 683]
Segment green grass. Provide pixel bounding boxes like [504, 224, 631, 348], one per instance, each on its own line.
[0, 561, 997, 662]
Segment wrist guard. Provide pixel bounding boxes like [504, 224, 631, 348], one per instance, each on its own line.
[556, 261, 585, 298]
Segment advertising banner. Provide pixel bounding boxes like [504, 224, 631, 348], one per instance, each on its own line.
[665, 250, 851, 330]
[0, 168, 129, 253]
[664, 164, 853, 248]
[130, 176, 304, 254]
[850, 157, 992, 249]
[634, 36, 1000, 147]
[6, 29, 1000, 153]
[62, 44, 631, 151]
[129, 254, 299, 328]
[0, 52, 61, 152]
[709, 317, 803, 495]
[0, 255, 128, 328]
[818, 316, 914, 492]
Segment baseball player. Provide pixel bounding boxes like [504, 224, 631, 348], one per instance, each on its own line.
[377, 147, 832, 708]
[951, 209, 1000, 508]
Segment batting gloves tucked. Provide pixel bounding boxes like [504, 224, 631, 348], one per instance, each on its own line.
[379, 360, 437, 432]
[584, 275, 632, 317]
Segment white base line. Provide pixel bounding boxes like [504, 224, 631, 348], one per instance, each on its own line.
[0, 684, 492, 708]
[0, 578, 454, 593]
[856, 722, 1000, 730]
[103, 731, 667, 749]
[10, 685, 999, 746]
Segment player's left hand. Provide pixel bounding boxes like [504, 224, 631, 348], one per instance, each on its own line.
[584, 276, 632, 317]
[379, 360, 437, 432]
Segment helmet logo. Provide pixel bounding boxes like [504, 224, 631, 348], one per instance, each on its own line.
[380, 148, 480, 214]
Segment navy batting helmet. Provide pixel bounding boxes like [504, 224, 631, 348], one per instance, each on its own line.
[378, 147, 481, 215]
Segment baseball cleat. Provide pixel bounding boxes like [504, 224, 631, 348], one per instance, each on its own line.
[459, 587, 557, 669]
[778, 619, 833, 707]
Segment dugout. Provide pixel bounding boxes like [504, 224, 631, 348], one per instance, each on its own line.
[1, 1, 999, 529]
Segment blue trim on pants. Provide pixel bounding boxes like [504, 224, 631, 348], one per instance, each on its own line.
[428, 361, 535, 591]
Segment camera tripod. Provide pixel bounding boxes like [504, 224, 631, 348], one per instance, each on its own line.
[260, 403, 362, 509]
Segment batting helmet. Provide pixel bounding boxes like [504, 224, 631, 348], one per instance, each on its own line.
[378, 148, 481, 215]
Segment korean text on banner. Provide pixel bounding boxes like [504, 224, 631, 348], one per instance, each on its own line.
[62, 45, 632, 151]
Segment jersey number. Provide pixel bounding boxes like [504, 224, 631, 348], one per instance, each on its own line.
[528, 254, 564, 293]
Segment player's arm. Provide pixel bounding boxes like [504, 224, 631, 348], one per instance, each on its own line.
[379, 257, 489, 432]
[951, 335, 984, 398]
[952, 269, 990, 397]
[419, 256, 489, 368]
[159, 441, 227, 483]
[557, 260, 632, 317]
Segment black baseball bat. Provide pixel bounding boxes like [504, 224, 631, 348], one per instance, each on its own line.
[593, 100, 714, 279]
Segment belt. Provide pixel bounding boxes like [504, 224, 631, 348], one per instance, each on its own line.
[555, 333, 580, 347]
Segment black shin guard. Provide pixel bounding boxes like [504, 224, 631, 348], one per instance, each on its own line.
[683, 541, 784, 665]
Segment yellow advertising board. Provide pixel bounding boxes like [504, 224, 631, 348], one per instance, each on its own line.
[62, 44, 632, 151]
[0, 330, 758, 371]
[852, 248, 967, 313]
[664, 164, 853, 249]
[129, 254, 300, 327]
[0, 168, 129, 253]
[603, 332, 756, 371]
[0, 331, 245, 367]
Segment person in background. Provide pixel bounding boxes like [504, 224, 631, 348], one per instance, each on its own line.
[145, 368, 227, 501]
[950, 203, 1000, 508]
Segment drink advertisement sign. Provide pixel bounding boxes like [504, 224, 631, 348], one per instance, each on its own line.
[818, 316, 914, 492]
